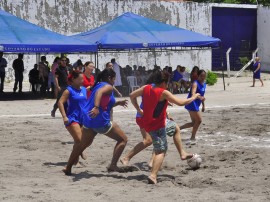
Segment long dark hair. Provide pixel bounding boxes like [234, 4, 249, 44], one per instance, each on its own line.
[146, 69, 169, 85]
[198, 69, 206, 76]
[191, 66, 200, 74]
[67, 70, 82, 84]
[93, 68, 116, 88]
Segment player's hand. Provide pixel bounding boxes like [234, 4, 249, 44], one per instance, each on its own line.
[193, 93, 200, 99]
[63, 117, 69, 125]
[137, 108, 144, 116]
[119, 99, 128, 108]
[200, 96, 206, 102]
[58, 86, 61, 91]
[89, 107, 99, 118]
[202, 106, 205, 112]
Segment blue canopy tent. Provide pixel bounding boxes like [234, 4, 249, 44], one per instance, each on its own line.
[73, 12, 220, 50]
[0, 9, 97, 53]
[73, 12, 225, 90]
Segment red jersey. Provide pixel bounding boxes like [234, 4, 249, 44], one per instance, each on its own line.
[142, 85, 168, 132]
[83, 74, 94, 98]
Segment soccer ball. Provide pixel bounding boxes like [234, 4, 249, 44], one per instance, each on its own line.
[187, 154, 202, 169]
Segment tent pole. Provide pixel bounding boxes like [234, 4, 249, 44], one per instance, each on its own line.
[97, 52, 99, 70]
[153, 49, 157, 66]
[94, 52, 97, 68]
[36, 53, 40, 64]
[220, 45, 226, 91]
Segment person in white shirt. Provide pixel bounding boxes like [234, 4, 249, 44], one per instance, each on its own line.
[111, 58, 122, 87]
[0, 52, 7, 93]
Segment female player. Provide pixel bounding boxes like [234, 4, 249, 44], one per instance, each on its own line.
[190, 66, 200, 83]
[180, 70, 207, 145]
[129, 70, 200, 184]
[63, 68, 128, 175]
[121, 76, 194, 168]
[251, 57, 264, 87]
[82, 61, 95, 98]
[58, 70, 88, 165]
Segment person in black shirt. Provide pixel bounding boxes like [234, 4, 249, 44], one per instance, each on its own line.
[12, 53, 24, 93]
[51, 56, 68, 117]
[0, 52, 8, 93]
[29, 64, 40, 93]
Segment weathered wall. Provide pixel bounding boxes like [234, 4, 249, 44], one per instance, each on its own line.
[0, 0, 213, 81]
[257, 6, 270, 72]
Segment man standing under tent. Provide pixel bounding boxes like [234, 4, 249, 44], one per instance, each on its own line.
[51, 56, 68, 117]
[0, 52, 7, 93]
[39, 56, 50, 97]
[12, 53, 24, 93]
[111, 58, 122, 91]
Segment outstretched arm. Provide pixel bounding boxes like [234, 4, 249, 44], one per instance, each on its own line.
[113, 99, 128, 108]
[162, 90, 200, 106]
[113, 86, 122, 97]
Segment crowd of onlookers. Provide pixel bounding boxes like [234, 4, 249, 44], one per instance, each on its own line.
[0, 51, 201, 97]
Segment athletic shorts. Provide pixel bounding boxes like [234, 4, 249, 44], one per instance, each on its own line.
[136, 117, 144, 129]
[65, 121, 80, 127]
[165, 119, 176, 137]
[149, 128, 167, 153]
[83, 121, 113, 135]
[137, 118, 176, 137]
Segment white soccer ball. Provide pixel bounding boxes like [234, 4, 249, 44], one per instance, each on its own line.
[187, 154, 202, 169]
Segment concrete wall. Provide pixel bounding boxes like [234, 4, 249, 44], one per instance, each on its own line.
[0, 0, 213, 81]
[257, 6, 270, 72]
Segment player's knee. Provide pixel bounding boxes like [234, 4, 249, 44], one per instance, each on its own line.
[121, 135, 128, 144]
[144, 138, 152, 147]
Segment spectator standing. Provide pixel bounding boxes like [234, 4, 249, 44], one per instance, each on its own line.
[51, 56, 68, 117]
[0, 52, 7, 93]
[12, 53, 24, 93]
[39, 56, 50, 97]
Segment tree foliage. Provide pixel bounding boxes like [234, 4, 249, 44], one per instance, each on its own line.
[193, 0, 270, 6]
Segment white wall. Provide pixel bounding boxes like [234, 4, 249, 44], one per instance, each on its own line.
[257, 6, 270, 72]
[0, 0, 214, 81]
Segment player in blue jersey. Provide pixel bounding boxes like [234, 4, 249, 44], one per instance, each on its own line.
[63, 68, 128, 175]
[180, 70, 206, 145]
[58, 70, 88, 165]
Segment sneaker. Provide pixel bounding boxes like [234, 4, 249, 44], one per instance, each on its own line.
[190, 139, 197, 145]
[186, 139, 197, 146]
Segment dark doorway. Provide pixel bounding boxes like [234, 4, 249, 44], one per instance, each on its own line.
[212, 7, 257, 71]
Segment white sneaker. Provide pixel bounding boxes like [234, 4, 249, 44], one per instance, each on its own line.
[186, 139, 197, 145]
[190, 139, 197, 145]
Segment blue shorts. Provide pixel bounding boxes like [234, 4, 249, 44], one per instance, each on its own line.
[149, 128, 167, 153]
[83, 121, 113, 135]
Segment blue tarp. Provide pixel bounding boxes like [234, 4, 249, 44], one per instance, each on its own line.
[73, 12, 221, 50]
[0, 9, 97, 53]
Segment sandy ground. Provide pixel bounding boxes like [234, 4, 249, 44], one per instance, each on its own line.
[0, 73, 270, 202]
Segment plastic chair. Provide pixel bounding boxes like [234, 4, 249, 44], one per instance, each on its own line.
[127, 76, 140, 93]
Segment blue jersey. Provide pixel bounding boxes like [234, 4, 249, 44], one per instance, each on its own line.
[185, 80, 206, 112]
[253, 62, 261, 79]
[83, 82, 115, 128]
[66, 86, 87, 125]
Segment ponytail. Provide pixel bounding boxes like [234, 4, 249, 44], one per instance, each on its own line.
[92, 68, 116, 88]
